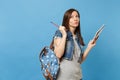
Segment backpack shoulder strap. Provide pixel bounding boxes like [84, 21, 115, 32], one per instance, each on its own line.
[50, 38, 54, 49]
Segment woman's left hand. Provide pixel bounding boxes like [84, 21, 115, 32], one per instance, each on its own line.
[87, 39, 96, 49]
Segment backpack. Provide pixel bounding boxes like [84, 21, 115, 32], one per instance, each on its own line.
[39, 40, 60, 80]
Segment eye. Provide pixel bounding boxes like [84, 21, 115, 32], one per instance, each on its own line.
[76, 15, 79, 18]
[70, 15, 79, 19]
[70, 15, 74, 18]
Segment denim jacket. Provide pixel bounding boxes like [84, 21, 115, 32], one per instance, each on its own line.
[53, 30, 84, 62]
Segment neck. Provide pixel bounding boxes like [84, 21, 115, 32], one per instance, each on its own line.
[69, 27, 76, 36]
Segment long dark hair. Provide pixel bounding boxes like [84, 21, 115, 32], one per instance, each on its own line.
[62, 8, 85, 46]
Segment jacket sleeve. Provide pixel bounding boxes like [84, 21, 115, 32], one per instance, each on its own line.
[53, 30, 62, 39]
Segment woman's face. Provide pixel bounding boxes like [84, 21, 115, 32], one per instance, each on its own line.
[69, 11, 79, 28]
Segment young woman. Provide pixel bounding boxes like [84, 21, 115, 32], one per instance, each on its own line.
[53, 8, 96, 80]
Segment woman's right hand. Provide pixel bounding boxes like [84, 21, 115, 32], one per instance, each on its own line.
[59, 26, 67, 37]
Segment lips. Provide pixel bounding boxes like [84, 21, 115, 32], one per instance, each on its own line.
[74, 22, 79, 25]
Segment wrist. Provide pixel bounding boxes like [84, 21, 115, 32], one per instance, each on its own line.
[87, 46, 92, 50]
[62, 35, 67, 38]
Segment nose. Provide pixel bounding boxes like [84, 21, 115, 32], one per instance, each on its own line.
[74, 17, 78, 21]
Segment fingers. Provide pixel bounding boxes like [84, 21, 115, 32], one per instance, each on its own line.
[59, 26, 67, 37]
[88, 40, 96, 48]
[92, 36, 99, 44]
[59, 26, 66, 31]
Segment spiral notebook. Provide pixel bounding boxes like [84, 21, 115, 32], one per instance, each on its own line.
[92, 24, 105, 43]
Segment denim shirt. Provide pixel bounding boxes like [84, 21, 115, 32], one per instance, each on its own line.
[53, 30, 84, 62]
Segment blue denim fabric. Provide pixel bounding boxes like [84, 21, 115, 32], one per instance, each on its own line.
[53, 30, 84, 62]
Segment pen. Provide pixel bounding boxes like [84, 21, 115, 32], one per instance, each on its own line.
[50, 21, 59, 28]
[50, 21, 68, 31]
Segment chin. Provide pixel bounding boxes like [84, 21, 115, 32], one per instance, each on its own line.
[74, 25, 79, 27]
